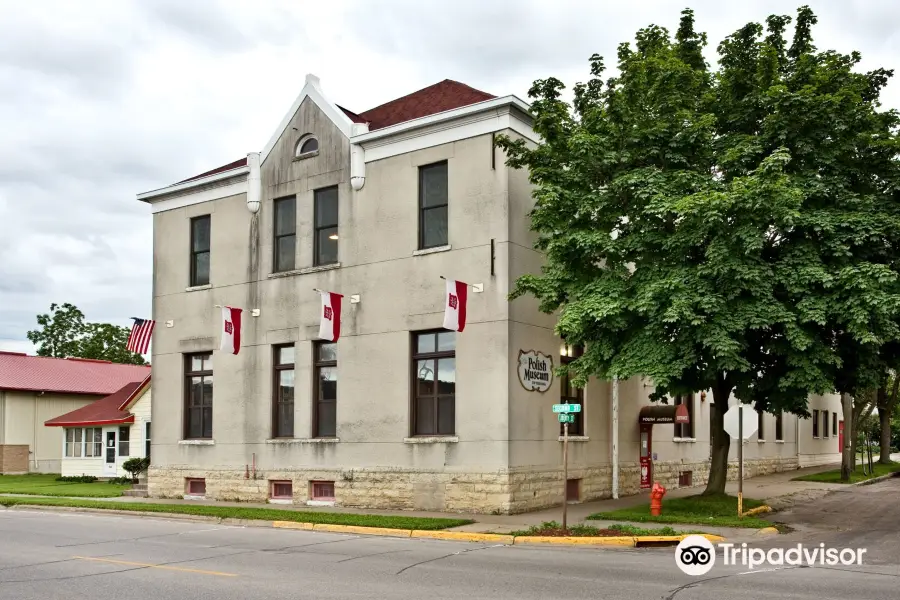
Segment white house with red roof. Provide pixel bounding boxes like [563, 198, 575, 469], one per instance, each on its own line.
[0, 351, 149, 473]
[136, 76, 841, 513]
[45, 375, 151, 479]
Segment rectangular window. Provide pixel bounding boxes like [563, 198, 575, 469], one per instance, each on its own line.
[118, 426, 130, 456]
[812, 409, 820, 437]
[145, 422, 151, 460]
[314, 186, 339, 265]
[190, 215, 211, 287]
[270, 480, 293, 500]
[311, 480, 335, 501]
[273, 196, 296, 272]
[273, 345, 295, 438]
[757, 410, 765, 441]
[822, 410, 829, 438]
[185, 353, 213, 439]
[418, 162, 448, 249]
[84, 428, 102, 457]
[185, 478, 206, 496]
[412, 331, 456, 436]
[65, 428, 82, 458]
[775, 411, 784, 441]
[674, 394, 695, 439]
[314, 342, 337, 437]
[832, 412, 837, 436]
[560, 345, 585, 436]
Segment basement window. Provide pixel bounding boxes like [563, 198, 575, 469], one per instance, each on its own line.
[308, 480, 335, 506]
[185, 478, 206, 498]
[270, 480, 293, 502]
[678, 471, 693, 487]
[566, 478, 581, 503]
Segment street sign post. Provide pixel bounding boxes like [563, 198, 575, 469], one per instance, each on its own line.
[723, 404, 758, 517]
[551, 403, 581, 530]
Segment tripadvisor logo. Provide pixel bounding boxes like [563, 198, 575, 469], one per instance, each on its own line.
[675, 536, 868, 576]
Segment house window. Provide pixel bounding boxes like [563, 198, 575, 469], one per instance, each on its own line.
[310, 480, 335, 501]
[118, 426, 130, 456]
[270, 480, 293, 500]
[412, 331, 456, 436]
[674, 394, 694, 439]
[296, 136, 318, 157]
[812, 409, 820, 437]
[65, 428, 82, 458]
[185, 352, 213, 439]
[273, 196, 296, 272]
[832, 412, 837, 436]
[145, 422, 151, 460]
[314, 342, 337, 437]
[418, 162, 448, 249]
[84, 428, 102, 457]
[314, 186, 338, 266]
[775, 411, 784, 441]
[185, 478, 206, 496]
[560, 345, 584, 436]
[822, 410, 829, 438]
[757, 410, 765, 441]
[273, 345, 295, 438]
[190, 215, 211, 287]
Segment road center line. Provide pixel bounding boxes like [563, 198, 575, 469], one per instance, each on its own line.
[72, 555, 237, 577]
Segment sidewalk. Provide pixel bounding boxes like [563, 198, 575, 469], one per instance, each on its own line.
[1, 463, 843, 534]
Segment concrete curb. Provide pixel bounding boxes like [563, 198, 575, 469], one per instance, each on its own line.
[4, 504, 728, 548]
[852, 472, 899, 487]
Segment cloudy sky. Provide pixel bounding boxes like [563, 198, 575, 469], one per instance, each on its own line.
[1, 0, 898, 353]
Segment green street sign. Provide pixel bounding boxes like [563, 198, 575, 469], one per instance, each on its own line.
[552, 403, 582, 413]
[558, 413, 575, 423]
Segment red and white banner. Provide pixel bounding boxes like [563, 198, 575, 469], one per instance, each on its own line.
[219, 306, 243, 355]
[442, 279, 468, 332]
[318, 291, 343, 342]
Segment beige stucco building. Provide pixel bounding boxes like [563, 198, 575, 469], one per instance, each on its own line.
[138, 76, 844, 513]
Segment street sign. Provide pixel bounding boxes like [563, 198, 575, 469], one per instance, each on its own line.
[552, 403, 582, 413]
[723, 405, 758, 439]
[558, 413, 575, 423]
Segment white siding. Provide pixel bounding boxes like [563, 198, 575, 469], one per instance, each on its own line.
[60, 455, 104, 478]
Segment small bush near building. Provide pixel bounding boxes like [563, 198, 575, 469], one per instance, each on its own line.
[55, 475, 98, 483]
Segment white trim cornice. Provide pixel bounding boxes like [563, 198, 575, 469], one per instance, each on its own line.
[137, 166, 249, 202]
[148, 181, 248, 214]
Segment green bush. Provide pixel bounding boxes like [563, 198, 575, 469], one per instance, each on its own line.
[55, 475, 98, 483]
[106, 477, 133, 485]
[122, 457, 150, 481]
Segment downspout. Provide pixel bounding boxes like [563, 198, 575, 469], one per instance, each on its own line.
[611, 377, 619, 499]
[0, 390, 5, 444]
[246, 152, 260, 214]
[245, 152, 261, 456]
[350, 123, 368, 191]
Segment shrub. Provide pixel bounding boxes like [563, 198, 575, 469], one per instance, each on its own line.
[107, 477, 133, 485]
[122, 457, 150, 482]
[55, 475, 98, 483]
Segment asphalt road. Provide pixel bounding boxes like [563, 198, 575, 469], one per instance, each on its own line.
[1, 506, 898, 600]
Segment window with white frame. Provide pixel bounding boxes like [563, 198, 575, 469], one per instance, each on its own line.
[65, 427, 102, 457]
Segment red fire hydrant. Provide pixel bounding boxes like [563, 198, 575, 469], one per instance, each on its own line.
[650, 482, 666, 516]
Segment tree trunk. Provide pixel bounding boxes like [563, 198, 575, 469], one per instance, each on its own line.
[702, 378, 732, 495]
[841, 392, 853, 482]
[879, 377, 898, 464]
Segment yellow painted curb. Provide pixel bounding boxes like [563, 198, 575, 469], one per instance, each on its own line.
[513, 536, 637, 546]
[272, 521, 314, 531]
[311, 524, 412, 537]
[635, 536, 684, 543]
[742, 505, 773, 517]
[411, 530, 514, 544]
[756, 527, 779, 535]
[699, 534, 726, 543]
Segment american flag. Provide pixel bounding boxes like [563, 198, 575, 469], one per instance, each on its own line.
[126, 318, 155, 354]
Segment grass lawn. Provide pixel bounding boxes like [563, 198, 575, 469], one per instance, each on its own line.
[509, 521, 704, 537]
[792, 461, 900, 484]
[588, 494, 772, 528]
[0, 497, 474, 530]
[0, 474, 128, 498]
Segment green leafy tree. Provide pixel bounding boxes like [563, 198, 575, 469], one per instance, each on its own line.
[498, 6, 900, 493]
[26, 303, 147, 365]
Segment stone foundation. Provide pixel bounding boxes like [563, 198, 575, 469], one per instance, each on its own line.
[148, 455, 800, 515]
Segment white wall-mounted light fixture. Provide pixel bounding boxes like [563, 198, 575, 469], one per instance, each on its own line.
[251, 309, 260, 317]
[350, 294, 360, 304]
[165, 320, 174, 328]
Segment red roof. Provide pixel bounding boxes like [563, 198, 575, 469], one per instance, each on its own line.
[0, 352, 150, 396]
[357, 80, 495, 130]
[45, 377, 149, 427]
[178, 79, 495, 182]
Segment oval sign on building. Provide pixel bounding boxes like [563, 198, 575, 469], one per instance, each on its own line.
[518, 350, 553, 392]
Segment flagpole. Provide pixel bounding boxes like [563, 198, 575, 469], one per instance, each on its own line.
[439, 276, 481, 290]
